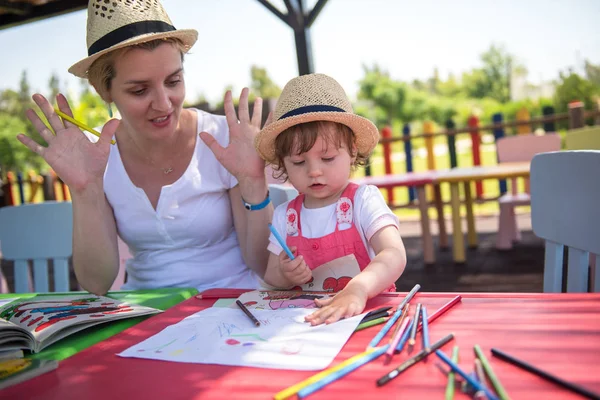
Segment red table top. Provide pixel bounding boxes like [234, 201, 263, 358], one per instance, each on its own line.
[7, 292, 600, 400]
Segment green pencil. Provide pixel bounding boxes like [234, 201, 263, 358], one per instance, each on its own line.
[355, 317, 387, 331]
[474, 344, 510, 400]
[445, 345, 459, 400]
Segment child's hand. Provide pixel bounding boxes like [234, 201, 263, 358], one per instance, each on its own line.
[304, 285, 368, 326]
[279, 246, 312, 286]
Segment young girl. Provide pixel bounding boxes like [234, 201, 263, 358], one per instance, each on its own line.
[255, 73, 407, 325]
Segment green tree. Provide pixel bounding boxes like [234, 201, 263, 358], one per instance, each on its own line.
[250, 66, 281, 100]
[48, 73, 61, 101]
[357, 65, 408, 126]
[553, 69, 599, 113]
[462, 44, 520, 103]
[584, 60, 600, 87]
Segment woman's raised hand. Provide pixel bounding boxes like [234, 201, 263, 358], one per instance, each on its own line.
[199, 88, 266, 186]
[17, 93, 117, 193]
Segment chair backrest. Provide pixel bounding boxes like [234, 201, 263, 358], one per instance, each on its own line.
[269, 184, 298, 208]
[0, 201, 73, 293]
[565, 126, 600, 150]
[530, 151, 600, 293]
[496, 133, 562, 163]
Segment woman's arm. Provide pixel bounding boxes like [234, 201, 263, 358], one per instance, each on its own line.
[229, 184, 272, 278]
[17, 93, 120, 295]
[200, 88, 273, 278]
[71, 184, 120, 295]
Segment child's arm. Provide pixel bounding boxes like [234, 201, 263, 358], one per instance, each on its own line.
[263, 248, 313, 289]
[304, 225, 406, 325]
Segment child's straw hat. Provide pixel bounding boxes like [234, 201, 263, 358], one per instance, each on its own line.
[68, 0, 198, 78]
[255, 73, 380, 163]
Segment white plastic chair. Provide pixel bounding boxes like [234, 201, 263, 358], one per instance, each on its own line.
[0, 202, 73, 293]
[269, 183, 298, 208]
[495, 133, 561, 249]
[530, 150, 600, 293]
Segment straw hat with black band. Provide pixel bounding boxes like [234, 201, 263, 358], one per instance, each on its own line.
[69, 0, 198, 79]
[254, 73, 380, 164]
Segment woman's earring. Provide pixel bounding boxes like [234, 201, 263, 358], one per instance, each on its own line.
[106, 103, 113, 118]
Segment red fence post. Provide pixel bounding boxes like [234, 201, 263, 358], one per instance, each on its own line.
[4, 172, 15, 206]
[468, 116, 483, 199]
[381, 126, 394, 205]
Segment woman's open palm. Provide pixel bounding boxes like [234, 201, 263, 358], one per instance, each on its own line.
[17, 93, 117, 192]
[199, 88, 265, 183]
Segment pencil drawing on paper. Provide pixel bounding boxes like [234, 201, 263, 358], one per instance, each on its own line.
[119, 307, 364, 370]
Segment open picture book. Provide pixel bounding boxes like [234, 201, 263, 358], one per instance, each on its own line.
[0, 294, 161, 353]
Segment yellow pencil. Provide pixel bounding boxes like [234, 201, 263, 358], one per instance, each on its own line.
[54, 108, 115, 145]
[273, 347, 378, 400]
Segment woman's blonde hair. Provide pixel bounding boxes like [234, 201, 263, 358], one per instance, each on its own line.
[87, 38, 187, 102]
[271, 121, 370, 182]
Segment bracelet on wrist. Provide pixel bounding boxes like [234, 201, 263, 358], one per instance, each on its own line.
[242, 190, 270, 211]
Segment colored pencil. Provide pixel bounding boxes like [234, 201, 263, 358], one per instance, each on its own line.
[268, 223, 295, 260]
[385, 303, 409, 352]
[297, 345, 389, 398]
[273, 347, 380, 400]
[421, 306, 430, 361]
[366, 283, 421, 349]
[360, 310, 391, 324]
[491, 348, 600, 400]
[364, 306, 393, 318]
[444, 346, 460, 400]
[235, 300, 260, 327]
[407, 302, 422, 354]
[436, 350, 500, 400]
[474, 359, 489, 397]
[377, 333, 455, 387]
[417, 295, 462, 332]
[355, 316, 388, 332]
[54, 108, 116, 145]
[385, 315, 411, 363]
[394, 318, 414, 353]
[474, 345, 510, 400]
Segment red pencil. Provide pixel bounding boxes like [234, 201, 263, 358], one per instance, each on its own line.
[417, 295, 462, 331]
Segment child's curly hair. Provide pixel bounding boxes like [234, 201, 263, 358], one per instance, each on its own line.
[270, 121, 370, 182]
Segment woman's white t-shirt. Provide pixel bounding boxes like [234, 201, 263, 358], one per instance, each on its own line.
[101, 109, 259, 291]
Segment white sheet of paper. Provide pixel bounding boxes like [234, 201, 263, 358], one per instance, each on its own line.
[118, 307, 364, 370]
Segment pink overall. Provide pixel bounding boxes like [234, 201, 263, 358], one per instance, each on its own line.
[285, 183, 395, 293]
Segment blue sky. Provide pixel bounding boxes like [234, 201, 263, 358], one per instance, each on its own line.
[0, 0, 598, 105]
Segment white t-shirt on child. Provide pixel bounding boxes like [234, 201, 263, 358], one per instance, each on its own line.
[268, 184, 400, 259]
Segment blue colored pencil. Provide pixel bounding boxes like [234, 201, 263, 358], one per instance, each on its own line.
[436, 350, 500, 400]
[268, 223, 295, 260]
[421, 306, 430, 350]
[394, 318, 414, 353]
[366, 284, 421, 349]
[297, 345, 389, 398]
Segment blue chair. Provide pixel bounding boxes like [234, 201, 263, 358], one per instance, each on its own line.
[530, 151, 600, 292]
[269, 184, 298, 208]
[0, 201, 73, 293]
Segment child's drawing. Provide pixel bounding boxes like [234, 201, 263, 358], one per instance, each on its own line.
[119, 307, 364, 370]
[235, 290, 333, 310]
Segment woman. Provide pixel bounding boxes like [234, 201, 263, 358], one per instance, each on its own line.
[17, 0, 272, 295]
